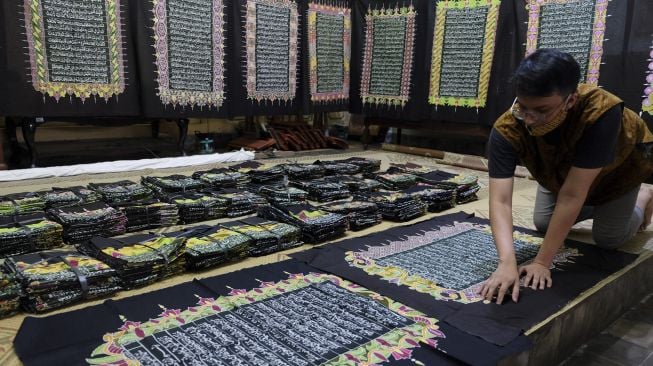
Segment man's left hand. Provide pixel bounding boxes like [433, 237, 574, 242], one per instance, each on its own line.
[519, 262, 552, 290]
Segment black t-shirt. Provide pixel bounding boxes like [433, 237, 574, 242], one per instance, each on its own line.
[488, 105, 622, 178]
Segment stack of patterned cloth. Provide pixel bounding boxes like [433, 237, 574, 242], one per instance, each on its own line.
[79, 234, 187, 289]
[115, 200, 179, 232]
[0, 193, 45, 218]
[142, 175, 205, 198]
[42, 187, 102, 209]
[258, 185, 308, 205]
[340, 157, 381, 173]
[193, 168, 250, 189]
[291, 179, 351, 202]
[88, 180, 153, 205]
[0, 271, 22, 318]
[361, 191, 427, 221]
[314, 160, 360, 175]
[388, 162, 440, 176]
[4, 250, 121, 313]
[230, 161, 285, 184]
[167, 192, 228, 224]
[166, 226, 251, 270]
[222, 217, 302, 256]
[281, 163, 325, 180]
[405, 184, 457, 212]
[215, 189, 268, 217]
[420, 170, 481, 204]
[324, 175, 382, 193]
[0, 214, 64, 258]
[258, 203, 347, 243]
[320, 200, 381, 231]
[365, 171, 419, 190]
[47, 203, 127, 244]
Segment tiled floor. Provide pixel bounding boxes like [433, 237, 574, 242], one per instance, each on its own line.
[561, 293, 653, 366]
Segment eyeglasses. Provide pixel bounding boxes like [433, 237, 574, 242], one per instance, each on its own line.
[511, 95, 570, 123]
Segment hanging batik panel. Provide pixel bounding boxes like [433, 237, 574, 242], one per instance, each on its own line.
[428, 0, 500, 108]
[152, 0, 225, 109]
[525, 0, 608, 85]
[360, 5, 417, 107]
[642, 40, 653, 115]
[86, 272, 444, 365]
[245, 0, 298, 103]
[23, 0, 126, 101]
[307, 2, 351, 103]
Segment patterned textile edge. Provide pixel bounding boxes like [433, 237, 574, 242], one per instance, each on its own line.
[23, 0, 126, 101]
[345, 222, 579, 304]
[86, 273, 445, 365]
[428, 0, 500, 108]
[360, 5, 417, 107]
[307, 2, 351, 103]
[525, 0, 608, 85]
[152, 0, 226, 108]
[642, 41, 653, 115]
[245, 0, 299, 102]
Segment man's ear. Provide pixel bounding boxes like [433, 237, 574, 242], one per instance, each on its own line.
[567, 92, 579, 110]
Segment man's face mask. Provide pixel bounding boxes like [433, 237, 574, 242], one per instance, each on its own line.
[511, 94, 572, 136]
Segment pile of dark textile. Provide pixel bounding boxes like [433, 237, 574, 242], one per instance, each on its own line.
[320, 200, 381, 230]
[340, 157, 381, 173]
[0, 193, 45, 217]
[79, 234, 186, 289]
[47, 203, 127, 244]
[364, 171, 419, 190]
[359, 191, 427, 221]
[388, 162, 440, 175]
[4, 250, 120, 313]
[141, 175, 205, 197]
[215, 189, 268, 217]
[230, 161, 285, 184]
[258, 185, 308, 205]
[0, 214, 64, 257]
[115, 200, 179, 232]
[280, 163, 325, 180]
[324, 175, 382, 193]
[404, 184, 457, 212]
[193, 168, 250, 189]
[291, 179, 351, 202]
[165, 226, 251, 270]
[42, 187, 102, 209]
[419, 170, 481, 203]
[314, 160, 360, 175]
[221, 217, 302, 256]
[0, 271, 22, 318]
[166, 192, 228, 224]
[88, 180, 153, 205]
[258, 203, 347, 243]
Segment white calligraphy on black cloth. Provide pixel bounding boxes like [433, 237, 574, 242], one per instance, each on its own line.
[369, 16, 406, 96]
[255, 4, 290, 92]
[316, 13, 343, 93]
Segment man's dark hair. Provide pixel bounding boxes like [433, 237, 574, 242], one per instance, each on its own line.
[513, 49, 581, 97]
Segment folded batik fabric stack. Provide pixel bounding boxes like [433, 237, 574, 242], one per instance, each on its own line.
[4, 250, 120, 313]
[388, 162, 440, 176]
[142, 175, 205, 198]
[404, 184, 457, 212]
[364, 171, 419, 190]
[340, 157, 381, 173]
[258, 186, 308, 205]
[324, 175, 382, 193]
[314, 160, 360, 175]
[192, 168, 250, 189]
[0, 271, 22, 318]
[47, 203, 127, 244]
[258, 204, 347, 243]
[79, 234, 186, 289]
[0, 193, 45, 218]
[42, 187, 102, 209]
[230, 161, 285, 184]
[166, 192, 228, 224]
[360, 191, 427, 221]
[215, 189, 268, 217]
[420, 170, 481, 204]
[320, 200, 381, 231]
[221, 217, 302, 256]
[166, 226, 251, 270]
[116, 200, 179, 232]
[0, 214, 64, 258]
[281, 163, 325, 180]
[291, 179, 351, 202]
[88, 180, 153, 205]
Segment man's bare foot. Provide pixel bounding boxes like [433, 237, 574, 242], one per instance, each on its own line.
[636, 186, 653, 231]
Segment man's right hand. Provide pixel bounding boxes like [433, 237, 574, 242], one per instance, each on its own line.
[479, 261, 520, 304]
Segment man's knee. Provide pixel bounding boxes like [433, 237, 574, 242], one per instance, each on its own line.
[533, 213, 550, 234]
[592, 230, 630, 250]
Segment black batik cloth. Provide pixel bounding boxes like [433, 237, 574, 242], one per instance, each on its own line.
[46, 203, 127, 244]
[0, 270, 22, 318]
[404, 184, 457, 212]
[164, 225, 251, 270]
[320, 200, 382, 231]
[388, 162, 441, 176]
[291, 178, 352, 202]
[257, 185, 308, 205]
[13, 259, 522, 366]
[42, 186, 102, 209]
[291, 212, 638, 350]
[165, 191, 228, 224]
[221, 217, 302, 256]
[212, 188, 268, 218]
[420, 170, 481, 204]
[3, 249, 120, 313]
[141, 175, 205, 198]
[280, 163, 326, 180]
[115, 199, 179, 232]
[87, 180, 154, 205]
[340, 157, 382, 173]
[357, 191, 427, 221]
[78, 234, 186, 289]
[0, 193, 45, 218]
[0, 214, 64, 258]
[313, 159, 361, 175]
[324, 174, 383, 193]
[192, 168, 251, 189]
[229, 161, 285, 184]
[258, 203, 347, 244]
[364, 171, 420, 190]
